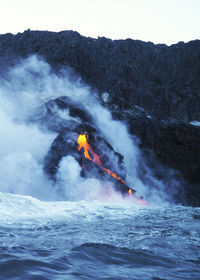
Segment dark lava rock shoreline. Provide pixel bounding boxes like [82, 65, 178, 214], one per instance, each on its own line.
[0, 30, 200, 206]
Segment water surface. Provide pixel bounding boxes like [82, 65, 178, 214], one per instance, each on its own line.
[0, 193, 199, 280]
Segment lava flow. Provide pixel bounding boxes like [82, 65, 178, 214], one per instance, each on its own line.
[77, 133, 132, 195]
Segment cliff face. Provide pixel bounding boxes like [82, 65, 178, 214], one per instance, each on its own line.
[0, 30, 200, 205]
[1, 30, 200, 121]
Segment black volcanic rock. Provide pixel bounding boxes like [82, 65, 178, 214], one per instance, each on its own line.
[0, 30, 200, 122]
[0, 30, 200, 205]
[38, 96, 93, 133]
[42, 96, 129, 194]
[43, 117, 131, 196]
[113, 107, 200, 206]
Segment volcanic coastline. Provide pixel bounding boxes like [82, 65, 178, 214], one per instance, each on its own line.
[0, 30, 200, 206]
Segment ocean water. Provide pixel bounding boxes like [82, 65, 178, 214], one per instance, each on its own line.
[0, 192, 199, 280]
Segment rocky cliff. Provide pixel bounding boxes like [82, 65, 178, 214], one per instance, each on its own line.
[0, 30, 200, 205]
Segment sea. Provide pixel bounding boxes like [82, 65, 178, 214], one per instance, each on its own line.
[0, 193, 199, 280]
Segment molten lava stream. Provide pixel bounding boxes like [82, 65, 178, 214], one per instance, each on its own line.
[77, 134, 133, 197]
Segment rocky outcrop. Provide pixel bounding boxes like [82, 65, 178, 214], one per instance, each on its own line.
[43, 96, 134, 198]
[0, 30, 200, 205]
[112, 107, 200, 206]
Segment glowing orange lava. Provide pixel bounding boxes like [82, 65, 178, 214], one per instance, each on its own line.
[78, 134, 126, 186]
[77, 134, 148, 203]
[128, 188, 132, 196]
[78, 134, 101, 165]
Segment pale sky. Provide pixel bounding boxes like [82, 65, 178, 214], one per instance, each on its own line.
[0, 0, 199, 45]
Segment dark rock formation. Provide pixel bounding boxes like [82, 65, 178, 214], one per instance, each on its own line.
[0, 30, 200, 205]
[113, 107, 200, 206]
[43, 97, 133, 197]
[38, 96, 93, 132]
[0, 30, 200, 122]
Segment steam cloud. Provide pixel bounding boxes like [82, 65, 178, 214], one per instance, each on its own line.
[0, 55, 180, 205]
